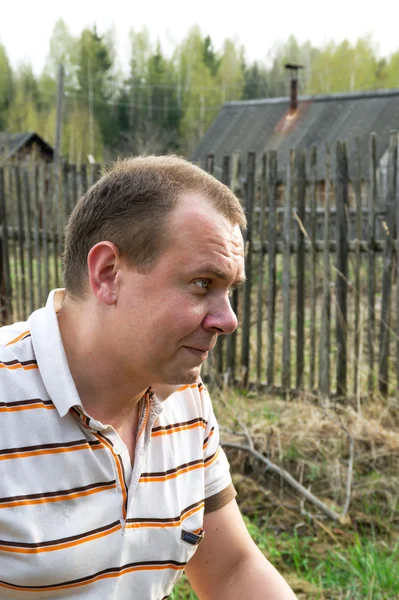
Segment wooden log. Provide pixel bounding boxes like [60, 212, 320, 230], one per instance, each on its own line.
[266, 151, 277, 388]
[309, 145, 318, 391]
[14, 166, 27, 321]
[256, 153, 267, 387]
[0, 167, 11, 324]
[353, 138, 362, 396]
[335, 142, 349, 398]
[241, 152, 256, 387]
[33, 164, 42, 308]
[367, 134, 377, 394]
[23, 170, 34, 315]
[282, 149, 294, 391]
[295, 150, 307, 390]
[378, 131, 398, 396]
[319, 146, 332, 398]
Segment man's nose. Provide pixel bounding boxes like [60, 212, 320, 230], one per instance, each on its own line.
[202, 297, 238, 335]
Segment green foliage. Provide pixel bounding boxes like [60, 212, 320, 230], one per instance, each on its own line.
[3, 28, 399, 159]
[0, 42, 13, 130]
[170, 516, 399, 599]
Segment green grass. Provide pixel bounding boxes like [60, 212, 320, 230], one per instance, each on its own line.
[170, 518, 399, 599]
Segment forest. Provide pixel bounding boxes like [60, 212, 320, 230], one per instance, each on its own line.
[1, 21, 399, 162]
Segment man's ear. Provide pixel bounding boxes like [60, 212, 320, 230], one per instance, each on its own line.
[87, 242, 120, 305]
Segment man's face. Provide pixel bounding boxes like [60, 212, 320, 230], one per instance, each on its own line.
[112, 193, 245, 387]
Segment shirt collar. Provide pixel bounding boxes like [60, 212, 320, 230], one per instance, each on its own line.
[29, 289, 83, 418]
[29, 289, 180, 418]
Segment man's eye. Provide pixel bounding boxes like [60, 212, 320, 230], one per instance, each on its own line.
[194, 280, 209, 289]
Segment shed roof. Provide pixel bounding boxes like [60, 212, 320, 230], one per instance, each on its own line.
[190, 88, 399, 180]
[0, 132, 54, 161]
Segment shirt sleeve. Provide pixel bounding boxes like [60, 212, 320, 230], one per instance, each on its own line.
[199, 382, 237, 513]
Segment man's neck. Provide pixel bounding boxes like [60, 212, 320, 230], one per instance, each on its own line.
[56, 296, 147, 427]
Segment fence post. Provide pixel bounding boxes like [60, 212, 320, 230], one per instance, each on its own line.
[41, 164, 50, 299]
[241, 152, 256, 388]
[319, 146, 332, 399]
[295, 150, 307, 391]
[335, 142, 349, 398]
[0, 167, 11, 324]
[33, 165, 42, 308]
[368, 134, 377, 394]
[226, 154, 242, 385]
[266, 151, 277, 388]
[217, 155, 231, 376]
[309, 145, 318, 391]
[23, 170, 34, 315]
[282, 149, 294, 392]
[256, 153, 267, 388]
[378, 131, 398, 396]
[353, 138, 363, 398]
[14, 166, 27, 321]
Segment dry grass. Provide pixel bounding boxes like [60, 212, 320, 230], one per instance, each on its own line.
[215, 389, 399, 538]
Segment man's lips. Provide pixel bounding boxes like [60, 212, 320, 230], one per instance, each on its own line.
[182, 346, 211, 359]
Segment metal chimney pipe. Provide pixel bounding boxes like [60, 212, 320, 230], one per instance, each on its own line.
[285, 63, 304, 113]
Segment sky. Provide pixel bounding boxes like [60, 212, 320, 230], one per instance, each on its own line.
[1, 0, 398, 75]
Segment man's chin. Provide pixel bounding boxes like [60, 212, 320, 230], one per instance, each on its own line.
[158, 366, 202, 386]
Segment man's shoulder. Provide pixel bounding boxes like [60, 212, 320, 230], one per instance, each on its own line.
[0, 320, 39, 388]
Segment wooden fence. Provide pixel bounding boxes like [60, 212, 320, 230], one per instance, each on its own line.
[0, 132, 398, 399]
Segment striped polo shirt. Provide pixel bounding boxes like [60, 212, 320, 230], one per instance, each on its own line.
[0, 290, 235, 599]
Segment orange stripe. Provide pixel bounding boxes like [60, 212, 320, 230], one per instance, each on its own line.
[136, 396, 150, 444]
[0, 484, 117, 509]
[0, 404, 56, 413]
[204, 447, 220, 468]
[176, 383, 198, 392]
[93, 434, 128, 521]
[152, 421, 206, 438]
[5, 331, 30, 347]
[140, 462, 204, 483]
[0, 363, 38, 371]
[0, 524, 121, 554]
[0, 444, 102, 461]
[126, 502, 204, 530]
[0, 563, 185, 593]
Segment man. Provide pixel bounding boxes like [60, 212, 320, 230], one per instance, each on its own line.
[0, 156, 296, 599]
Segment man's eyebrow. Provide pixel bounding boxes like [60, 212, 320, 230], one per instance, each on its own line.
[196, 266, 246, 286]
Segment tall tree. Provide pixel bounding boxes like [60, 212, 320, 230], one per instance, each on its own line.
[0, 42, 13, 130]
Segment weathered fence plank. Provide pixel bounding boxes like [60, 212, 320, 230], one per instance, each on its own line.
[319, 146, 332, 398]
[368, 134, 377, 394]
[309, 146, 318, 390]
[266, 151, 277, 388]
[41, 164, 50, 299]
[282, 149, 294, 391]
[23, 170, 34, 315]
[241, 152, 256, 387]
[0, 167, 11, 324]
[33, 165, 42, 308]
[256, 153, 267, 387]
[226, 154, 242, 385]
[378, 132, 398, 396]
[353, 139, 362, 397]
[15, 166, 27, 321]
[217, 155, 230, 375]
[295, 150, 307, 390]
[335, 142, 349, 397]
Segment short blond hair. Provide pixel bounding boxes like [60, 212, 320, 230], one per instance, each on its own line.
[63, 155, 246, 297]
